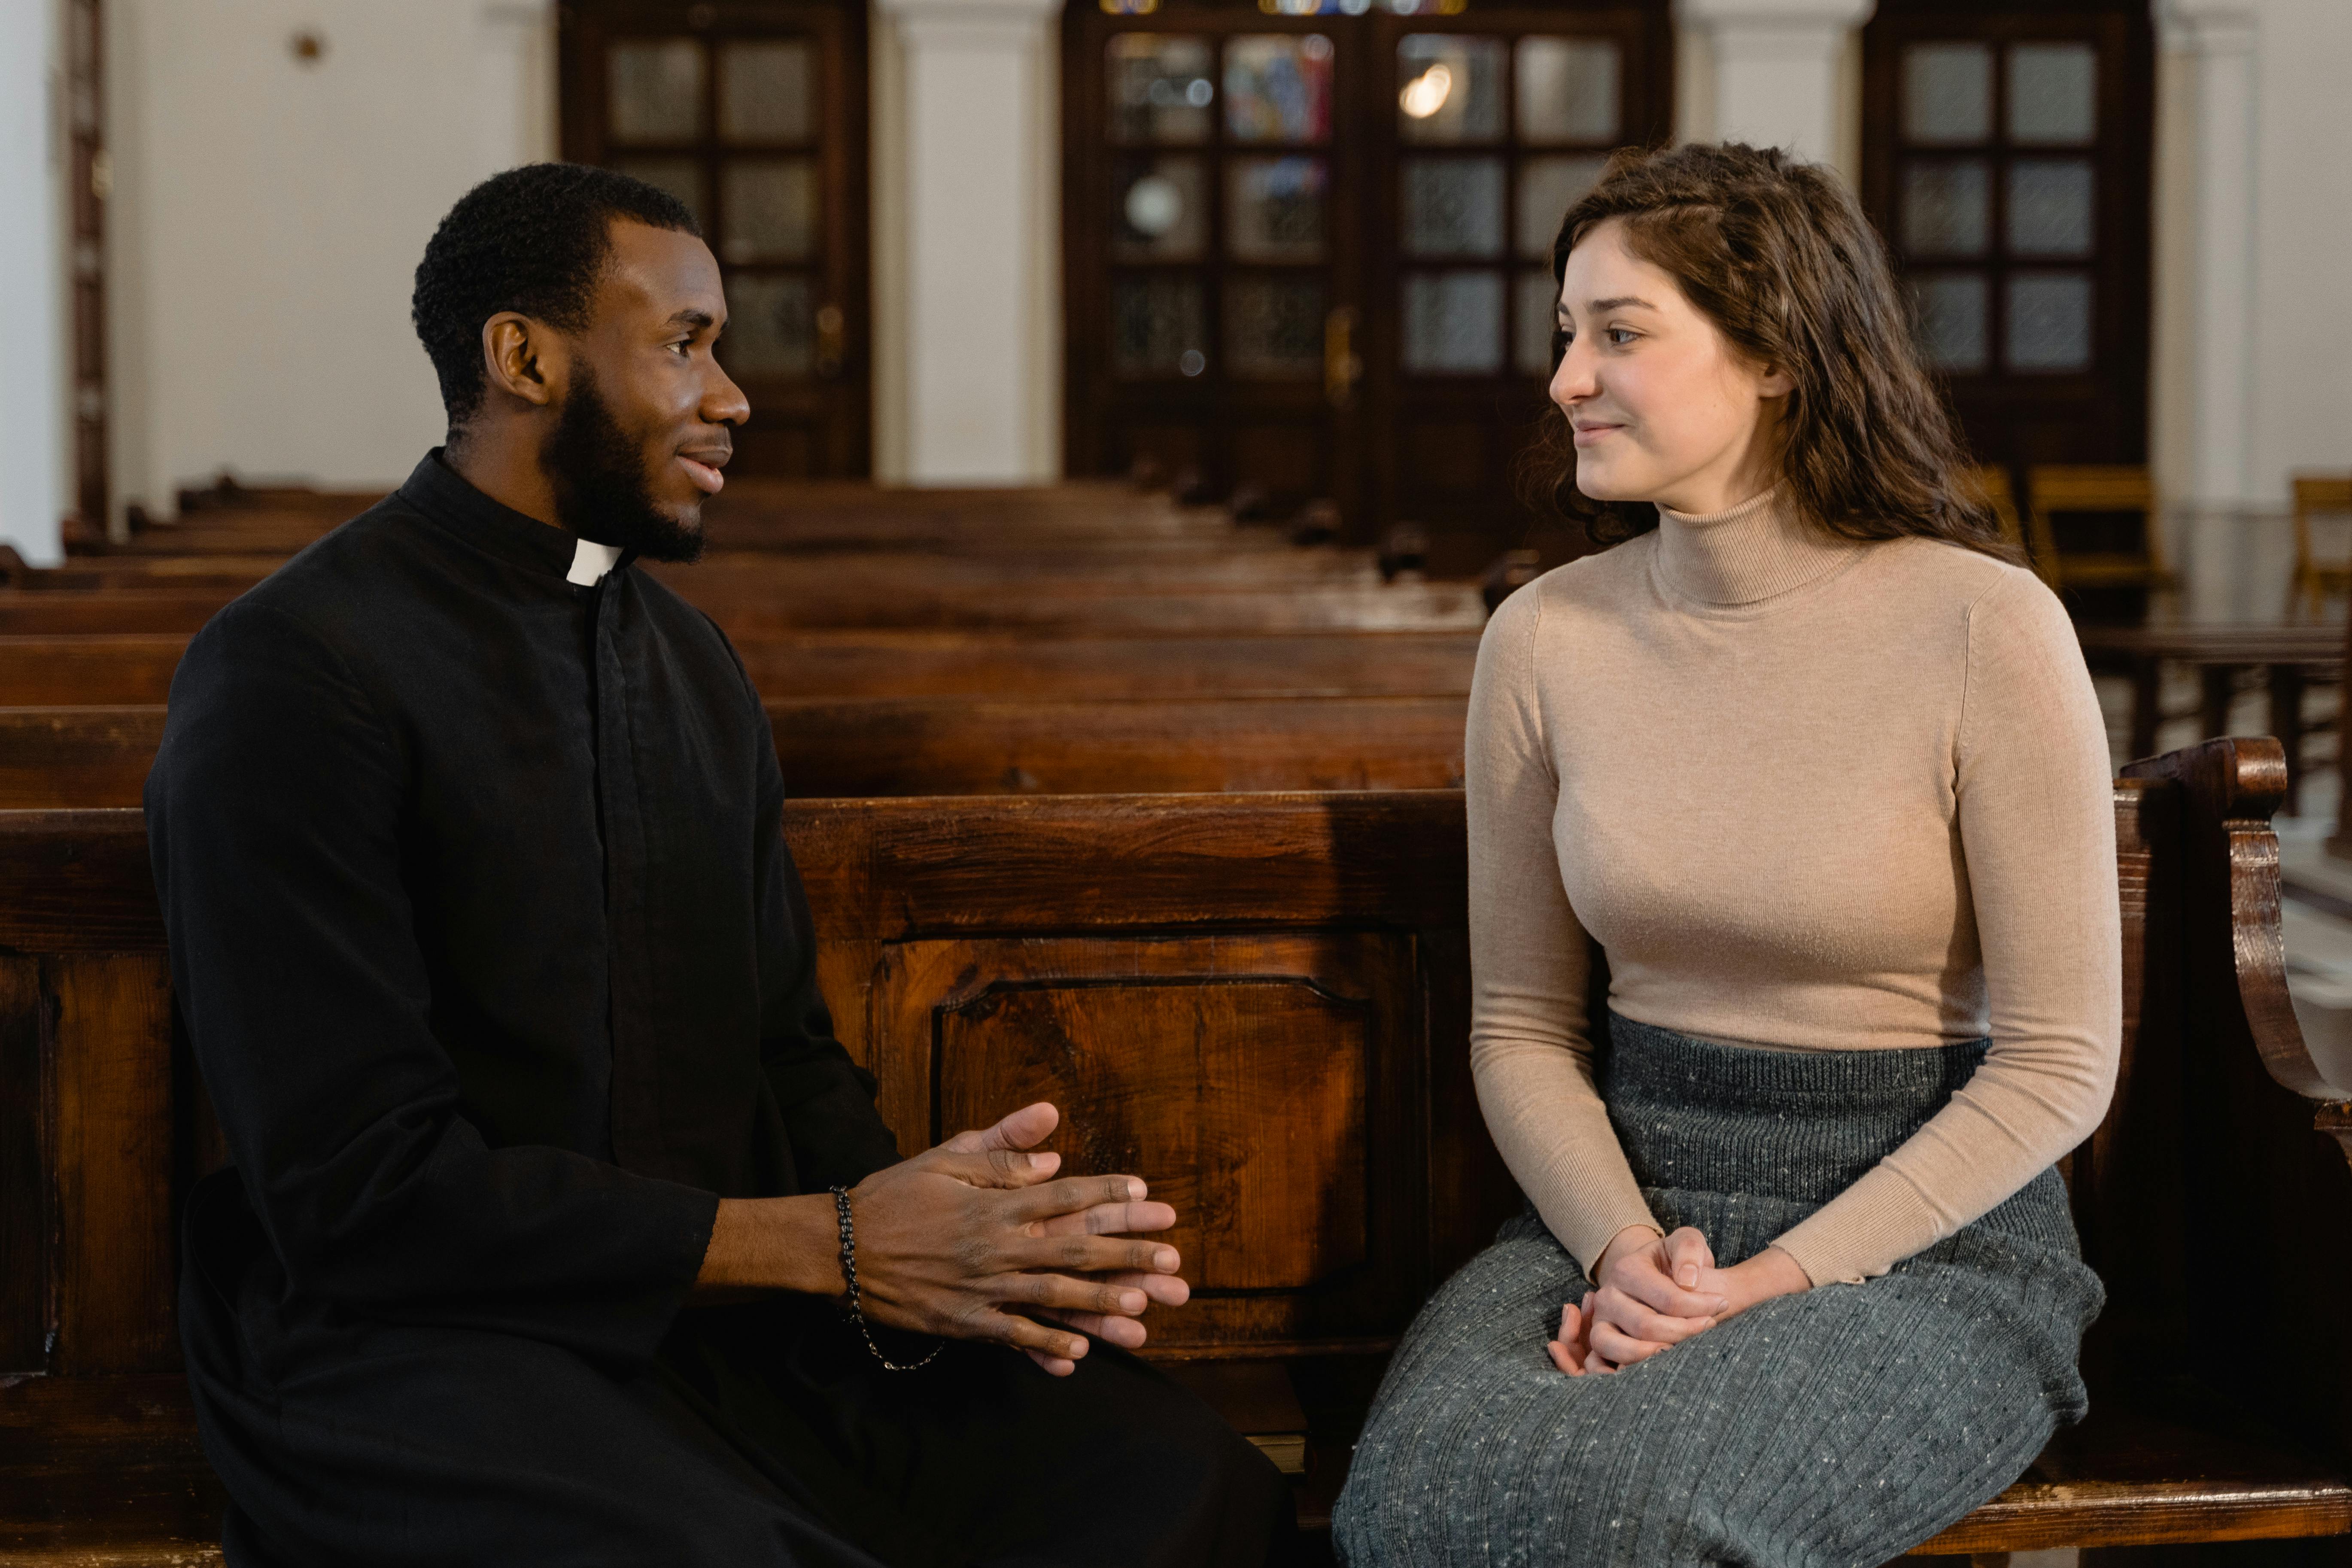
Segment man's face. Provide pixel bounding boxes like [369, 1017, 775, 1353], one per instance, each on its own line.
[543, 220, 748, 561]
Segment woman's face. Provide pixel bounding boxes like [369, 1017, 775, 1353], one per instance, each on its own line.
[1549, 217, 1792, 515]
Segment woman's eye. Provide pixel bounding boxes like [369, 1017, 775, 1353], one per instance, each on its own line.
[1608, 328, 1638, 346]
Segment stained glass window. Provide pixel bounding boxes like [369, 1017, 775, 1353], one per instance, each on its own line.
[1226, 35, 1333, 143]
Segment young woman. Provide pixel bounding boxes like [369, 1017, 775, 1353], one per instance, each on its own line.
[1332, 143, 2117, 1566]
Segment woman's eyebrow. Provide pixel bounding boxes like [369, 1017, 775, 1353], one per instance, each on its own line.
[1586, 295, 1656, 312]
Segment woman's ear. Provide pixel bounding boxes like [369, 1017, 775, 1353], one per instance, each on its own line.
[1755, 362, 1797, 400]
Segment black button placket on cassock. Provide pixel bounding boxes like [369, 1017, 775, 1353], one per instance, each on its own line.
[586, 556, 675, 1184]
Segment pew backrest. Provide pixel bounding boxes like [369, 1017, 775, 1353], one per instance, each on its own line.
[3, 740, 2342, 1382]
[0, 697, 1473, 808]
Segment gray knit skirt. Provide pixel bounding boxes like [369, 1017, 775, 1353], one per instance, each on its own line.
[1331, 1012, 2103, 1568]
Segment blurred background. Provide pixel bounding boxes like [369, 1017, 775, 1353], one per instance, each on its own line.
[0, 0, 2343, 583]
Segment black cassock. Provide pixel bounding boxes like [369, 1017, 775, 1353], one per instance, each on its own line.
[146, 453, 1288, 1568]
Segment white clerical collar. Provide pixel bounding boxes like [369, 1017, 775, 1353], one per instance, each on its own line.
[566, 537, 623, 587]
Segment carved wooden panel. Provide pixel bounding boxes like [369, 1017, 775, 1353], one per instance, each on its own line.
[50, 954, 177, 1374]
[869, 932, 1425, 1352]
[0, 957, 47, 1374]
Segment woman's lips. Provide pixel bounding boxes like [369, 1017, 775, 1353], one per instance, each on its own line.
[678, 455, 726, 494]
[1571, 423, 1623, 447]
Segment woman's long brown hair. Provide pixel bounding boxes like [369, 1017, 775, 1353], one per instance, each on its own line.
[1525, 142, 2020, 564]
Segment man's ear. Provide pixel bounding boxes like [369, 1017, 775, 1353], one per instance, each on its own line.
[480, 312, 564, 410]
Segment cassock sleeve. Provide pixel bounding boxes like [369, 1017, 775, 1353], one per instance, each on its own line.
[146, 602, 720, 1367]
[741, 645, 905, 1192]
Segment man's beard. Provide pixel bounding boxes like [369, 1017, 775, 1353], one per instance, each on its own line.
[541, 366, 706, 563]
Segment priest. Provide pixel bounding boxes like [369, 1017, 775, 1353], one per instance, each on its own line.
[146, 163, 1290, 1568]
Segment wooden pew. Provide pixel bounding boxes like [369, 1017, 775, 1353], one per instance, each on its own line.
[0, 632, 1480, 708]
[0, 696, 1471, 807]
[2, 739, 2349, 1560]
[0, 582, 1489, 637]
[92, 480, 1255, 558]
[32, 544, 1391, 596]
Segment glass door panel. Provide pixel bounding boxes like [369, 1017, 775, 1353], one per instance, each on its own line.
[565, 2, 869, 478]
[1065, 1, 1669, 568]
[1863, 6, 2151, 474]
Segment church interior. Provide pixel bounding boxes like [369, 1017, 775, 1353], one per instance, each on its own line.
[2, 0, 2351, 1562]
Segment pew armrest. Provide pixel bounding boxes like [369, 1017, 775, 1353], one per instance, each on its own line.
[2121, 737, 2350, 1115]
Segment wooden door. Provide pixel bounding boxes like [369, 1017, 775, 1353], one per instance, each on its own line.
[1366, 8, 1666, 573]
[562, 1, 872, 478]
[1063, 0, 1669, 573]
[1064, 12, 1369, 528]
[1861, 1, 2154, 471]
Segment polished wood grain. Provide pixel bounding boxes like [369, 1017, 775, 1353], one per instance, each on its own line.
[4, 749, 2350, 1557]
[0, 630, 1480, 710]
[0, 957, 46, 1374]
[49, 954, 178, 1374]
[0, 581, 1488, 637]
[0, 696, 1469, 808]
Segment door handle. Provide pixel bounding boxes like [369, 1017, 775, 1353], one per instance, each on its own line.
[1325, 306, 1361, 409]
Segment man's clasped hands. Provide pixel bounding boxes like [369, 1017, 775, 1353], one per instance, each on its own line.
[1547, 1223, 1814, 1377]
[831, 1100, 1185, 1376]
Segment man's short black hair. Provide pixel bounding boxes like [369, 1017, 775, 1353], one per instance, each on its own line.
[412, 162, 700, 429]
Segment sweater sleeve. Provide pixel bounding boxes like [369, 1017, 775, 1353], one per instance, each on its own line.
[1466, 583, 1662, 1278]
[1769, 569, 2121, 1285]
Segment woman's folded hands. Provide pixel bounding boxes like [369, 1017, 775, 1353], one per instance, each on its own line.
[1547, 1225, 1811, 1376]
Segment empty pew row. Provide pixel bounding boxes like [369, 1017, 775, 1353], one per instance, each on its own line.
[0, 696, 1472, 807]
[3, 739, 2350, 1560]
[0, 632, 1480, 708]
[29, 544, 1395, 596]
[80, 481, 1275, 558]
[0, 582, 1488, 637]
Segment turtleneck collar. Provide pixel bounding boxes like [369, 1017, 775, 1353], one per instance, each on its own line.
[1652, 486, 1868, 609]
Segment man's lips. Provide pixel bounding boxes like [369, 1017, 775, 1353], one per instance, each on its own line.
[678, 450, 729, 494]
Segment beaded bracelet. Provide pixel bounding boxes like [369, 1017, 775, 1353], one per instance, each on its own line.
[828, 1185, 943, 1371]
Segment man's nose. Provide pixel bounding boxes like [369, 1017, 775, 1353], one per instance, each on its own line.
[705, 362, 751, 428]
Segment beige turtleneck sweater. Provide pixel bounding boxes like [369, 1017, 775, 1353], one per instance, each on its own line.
[1468, 488, 2121, 1287]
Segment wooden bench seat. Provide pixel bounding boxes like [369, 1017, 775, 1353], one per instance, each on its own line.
[0, 696, 1472, 805]
[0, 631, 1482, 709]
[3, 741, 2348, 1561]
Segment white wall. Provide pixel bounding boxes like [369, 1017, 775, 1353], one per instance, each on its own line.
[106, 0, 555, 519]
[0, 0, 67, 563]
[2241, 0, 2352, 503]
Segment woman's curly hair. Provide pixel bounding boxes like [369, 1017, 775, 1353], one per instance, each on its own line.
[1524, 142, 2018, 564]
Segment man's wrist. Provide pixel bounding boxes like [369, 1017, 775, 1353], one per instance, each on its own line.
[775, 1192, 850, 1300]
[697, 1194, 849, 1299]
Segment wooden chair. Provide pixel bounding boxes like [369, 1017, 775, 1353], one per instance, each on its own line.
[4, 741, 2351, 1561]
[2025, 465, 2178, 593]
[2288, 473, 2352, 620]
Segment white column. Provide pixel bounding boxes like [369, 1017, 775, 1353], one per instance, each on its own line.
[2160, 0, 2260, 510]
[478, 1, 559, 176]
[1676, 0, 1873, 174]
[874, 0, 1061, 484]
[0, 0, 67, 562]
